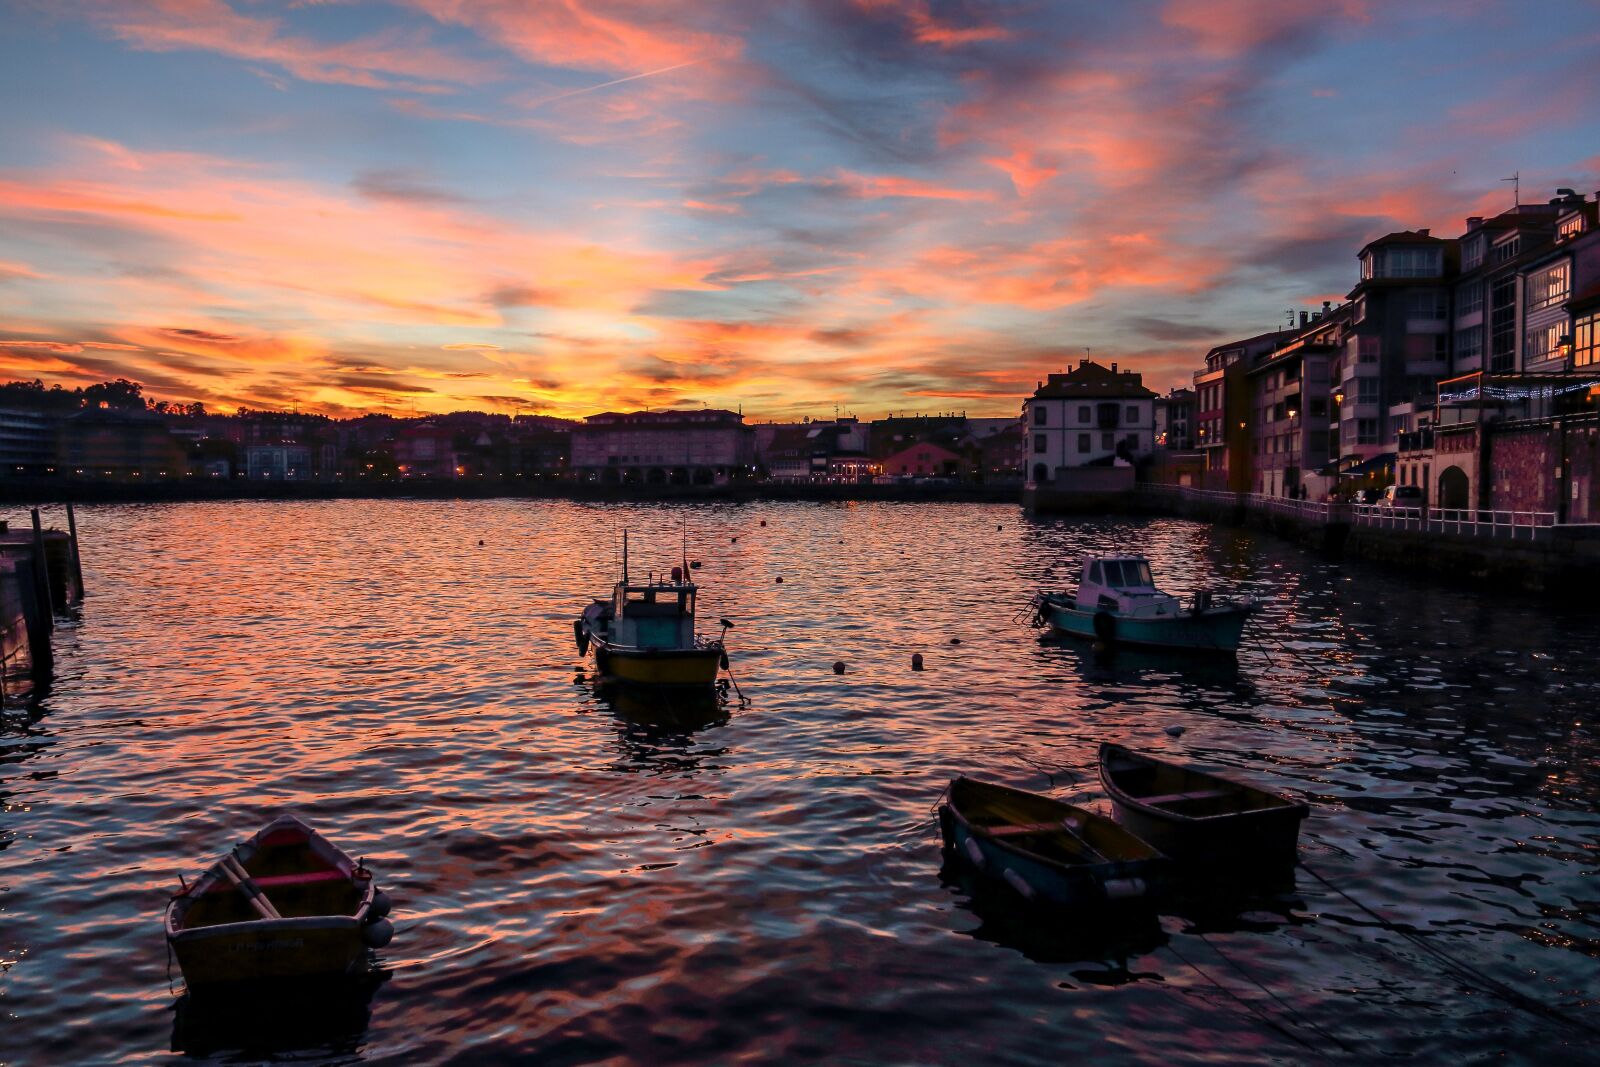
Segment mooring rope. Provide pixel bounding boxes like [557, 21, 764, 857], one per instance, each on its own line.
[1302, 861, 1600, 1037]
[1162, 937, 1321, 1053]
[1194, 930, 1353, 1053]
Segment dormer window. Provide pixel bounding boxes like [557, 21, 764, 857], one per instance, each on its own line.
[1558, 214, 1585, 242]
[1492, 235, 1521, 263]
[1462, 234, 1485, 270]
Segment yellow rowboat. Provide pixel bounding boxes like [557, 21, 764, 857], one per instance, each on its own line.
[165, 814, 393, 988]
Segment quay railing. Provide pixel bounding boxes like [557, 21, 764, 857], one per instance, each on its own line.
[1138, 484, 1559, 542]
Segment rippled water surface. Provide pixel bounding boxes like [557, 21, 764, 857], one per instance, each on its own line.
[3, 500, 1598, 1065]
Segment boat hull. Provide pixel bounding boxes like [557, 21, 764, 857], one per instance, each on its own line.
[168, 916, 370, 986]
[593, 642, 722, 687]
[1046, 600, 1253, 653]
[939, 778, 1168, 908]
[1098, 743, 1307, 878]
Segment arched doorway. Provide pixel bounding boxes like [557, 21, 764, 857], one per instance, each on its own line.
[1438, 465, 1468, 510]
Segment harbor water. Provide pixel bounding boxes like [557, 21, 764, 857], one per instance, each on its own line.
[2, 500, 1597, 1064]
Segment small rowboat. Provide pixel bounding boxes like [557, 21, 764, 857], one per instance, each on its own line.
[165, 814, 394, 987]
[1098, 743, 1308, 874]
[938, 777, 1168, 907]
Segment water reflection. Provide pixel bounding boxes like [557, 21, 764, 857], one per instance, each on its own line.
[585, 676, 732, 776]
[170, 973, 387, 1059]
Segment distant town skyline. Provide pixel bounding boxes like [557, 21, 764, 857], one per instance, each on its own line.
[2, 1, 1598, 420]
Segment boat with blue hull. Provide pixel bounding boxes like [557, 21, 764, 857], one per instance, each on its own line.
[1033, 554, 1257, 653]
[938, 777, 1168, 908]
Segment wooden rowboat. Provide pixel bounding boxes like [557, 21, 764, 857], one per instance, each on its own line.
[165, 814, 394, 987]
[1098, 743, 1308, 875]
[938, 777, 1168, 907]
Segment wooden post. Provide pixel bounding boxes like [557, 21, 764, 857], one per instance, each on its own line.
[29, 509, 52, 633]
[65, 501, 85, 601]
[16, 560, 51, 680]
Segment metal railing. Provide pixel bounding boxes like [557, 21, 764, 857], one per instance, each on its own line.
[1140, 484, 1559, 541]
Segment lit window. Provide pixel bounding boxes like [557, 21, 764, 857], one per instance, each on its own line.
[1526, 262, 1571, 311]
[1574, 312, 1597, 368]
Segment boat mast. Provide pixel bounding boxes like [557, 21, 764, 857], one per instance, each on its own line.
[622, 530, 629, 584]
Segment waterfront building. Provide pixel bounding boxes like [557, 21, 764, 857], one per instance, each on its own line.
[972, 421, 1025, 484]
[246, 444, 314, 481]
[1155, 388, 1196, 450]
[571, 409, 754, 485]
[878, 440, 969, 480]
[1246, 306, 1350, 498]
[57, 408, 186, 481]
[757, 417, 873, 483]
[1194, 331, 1295, 491]
[1023, 359, 1157, 490]
[0, 407, 58, 477]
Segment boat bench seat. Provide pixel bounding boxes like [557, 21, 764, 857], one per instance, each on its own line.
[250, 869, 348, 888]
[983, 821, 1066, 838]
[1139, 788, 1231, 806]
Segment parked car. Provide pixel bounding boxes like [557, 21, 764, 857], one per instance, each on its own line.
[1379, 485, 1424, 508]
[1352, 487, 1382, 505]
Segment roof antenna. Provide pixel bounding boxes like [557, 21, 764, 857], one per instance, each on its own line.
[1501, 170, 1520, 207]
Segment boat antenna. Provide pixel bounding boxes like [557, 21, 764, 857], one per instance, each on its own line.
[622, 530, 629, 583]
[682, 518, 689, 579]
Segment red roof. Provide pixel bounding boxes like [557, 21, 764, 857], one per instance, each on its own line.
[1031, 360, 1156, 400]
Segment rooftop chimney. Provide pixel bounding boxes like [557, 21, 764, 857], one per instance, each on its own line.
[1299, 310, 1309, 328]
[1417, 228, 1429, 237]
[1322, 300, 1332, 312]
[1111, 362, 1118, 373]
[1466, 216, 1483, 231]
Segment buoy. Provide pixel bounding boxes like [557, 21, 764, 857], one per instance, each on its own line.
[832, 661, 845, 674]
[732, 536, 738, 543]
[478, 539, 484, 546]
[1165, 725, 1185, 737]
[690, 560, 701, 569]
[775, 576, 783, 583]
[362, 917, 394, 948]
[1103, 878, 1146, 901]
[760, 520, 767, 527]
[1002, 868, 1036, 900]
[911, 653, 924, 671]
[949, 637, 961, 645]
[963, 836, 986, 869]
[997, 524, 1003, 531]
[369, 889, 392, 919]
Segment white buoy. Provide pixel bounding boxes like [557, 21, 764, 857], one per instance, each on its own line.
[1002, 868, 1036, 900]
[963, 837, 986, 869]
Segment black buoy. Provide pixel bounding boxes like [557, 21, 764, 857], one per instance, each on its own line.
[997, 525, 1002, 531]
[760, 520, 767, 527]
[775, 576, 783, 583]
[833, 661, 846, 674]
[733, 536, 738, 543]
[911, 653, 924, 671]
[949, 637, 961, 645]
[478, 539, 485, 545]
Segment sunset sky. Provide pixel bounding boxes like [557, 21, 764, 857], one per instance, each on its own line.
[2, 1, 1598, 420]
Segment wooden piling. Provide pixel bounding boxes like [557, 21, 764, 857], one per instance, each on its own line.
[29, 509, 53, 636]
[65, 501, 85, 600]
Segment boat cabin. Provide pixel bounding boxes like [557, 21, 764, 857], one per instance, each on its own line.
[608, 576, 698, 650]
[1074, 554, 1181, 617]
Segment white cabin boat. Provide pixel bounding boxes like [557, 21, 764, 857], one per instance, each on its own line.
[1034, 554, 1256, 653]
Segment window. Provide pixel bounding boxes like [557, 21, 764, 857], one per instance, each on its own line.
[1358, 377, 1380, 403]
[1354, 296, 1367, 324]
[1458, 282, 1483, 317]
[1527, 262, 1571, 310]
[1359, 336, 1380, 363]
[1455, 326, 1483, 365]
[1524, 322, 1568, 364]
[1309, 397, 1327, 417]
[1125, 405, 1139, 424]
[1033, 406, 1047, 425]
[1077, 433, 1090, 453]
[1100, 432, 1114, 451]
[1559, 215, 1585, 242]
[1462, 235, 1485, 271]
[1381, 247, 1441, 278]
[1357, 418, 1379, 444]
[1407, 290, 1446, 319]
[1490, 275, 1518, 371]
[1492, 235, 1520, 264]
[1432, 334, 1448, 361]
[1077, 405, 1091, 424]
[1575, 312, 1597, 368]
[1360, 253, 1374, 281]
[1033, 433, 1047, 453]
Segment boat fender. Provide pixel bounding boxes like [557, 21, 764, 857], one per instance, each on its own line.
[574, 620, 589, 656]
[362, 917, 394, 948]
[1103, 878, 1146, 901]
[367, 889, 392, 920]
[1092, 611, 1116, 642]
[962, 836, 986, 870]
[1002, 869, 1036, 901]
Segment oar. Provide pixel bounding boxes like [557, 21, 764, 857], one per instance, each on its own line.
[219, 853, 282, 920]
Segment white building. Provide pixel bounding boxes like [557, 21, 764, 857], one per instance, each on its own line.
[1023, 360, 1157, 487]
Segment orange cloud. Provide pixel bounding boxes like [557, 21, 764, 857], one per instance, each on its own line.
[1161, 0, 1371, 57]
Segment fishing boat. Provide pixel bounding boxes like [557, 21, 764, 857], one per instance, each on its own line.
[575, 532, 729, 689]
[165, 814, 394, 988]
[1098, 743, 1308, 873]
[938, 777, 1168, 907]
[1032, 554, 1257, 653]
